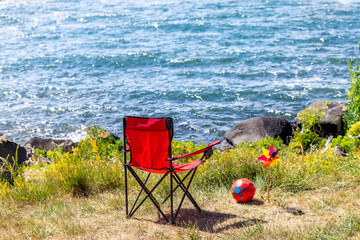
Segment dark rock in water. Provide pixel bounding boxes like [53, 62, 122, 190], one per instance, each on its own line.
[24, 137, 78, 165]
[224, 116, 292, 147]
[291, 101, 347, 138]
[0, 135, 27, 184]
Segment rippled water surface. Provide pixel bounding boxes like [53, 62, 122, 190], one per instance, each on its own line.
[1, 0, 359, 144]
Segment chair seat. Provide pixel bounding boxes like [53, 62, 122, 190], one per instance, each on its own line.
[128, 160, 204, 174]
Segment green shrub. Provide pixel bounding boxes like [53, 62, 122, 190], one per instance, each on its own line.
[2, 125, 360, 204]
[171, 140, 206, 163]
[344, 42, 360, 130]
[45, 133, 123, 197]
[195, 146, 261, 190]
[332, 121, 360, 153]
[0, 153, 59, 202]
[348, 121, 360, 137]
[245, 137, 284, 153]
[85, 124, 124, 160]
[0, 125, 124, 201]
[332, 136, 359, 153]
[195, 138, 314, 193]
[289, 104, 328, 152]
[194, 135, 360, 193]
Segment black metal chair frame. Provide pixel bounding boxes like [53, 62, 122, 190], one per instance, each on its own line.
[123, 117, 218, 224]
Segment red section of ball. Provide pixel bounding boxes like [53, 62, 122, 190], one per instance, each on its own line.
[231, 178, 256, 203]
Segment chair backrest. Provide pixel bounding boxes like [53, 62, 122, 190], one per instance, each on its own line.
[124, 116, 173, 170]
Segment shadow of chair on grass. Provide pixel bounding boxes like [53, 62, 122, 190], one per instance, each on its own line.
[156, 208, 267, 233]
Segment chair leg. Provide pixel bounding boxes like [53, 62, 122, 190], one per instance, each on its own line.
[127, 167, 169, 222]
[173, 168, 200, 223]
[129, 172, 151, 216]
[125, 165, 128, 217]
[173, 169, 201, 212]
[170, 170, 174, 224]
[162, 170, 193, 204]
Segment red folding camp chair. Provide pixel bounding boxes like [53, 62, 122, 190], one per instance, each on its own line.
[123, 116, 220, 223]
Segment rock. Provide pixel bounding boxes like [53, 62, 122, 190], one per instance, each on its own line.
[219, 139, 235, 151]
[24, 137, 78, 165]
[311, 100, 346, 137]
[292, 101, 347, 137]
[0, 135, 27, 184]
[289, 118, 300, 136]
[204, 148, 214, 159]
[0, 136, 27, 164]
[24, 137, 77, 153]
[224, 116, 292, 147]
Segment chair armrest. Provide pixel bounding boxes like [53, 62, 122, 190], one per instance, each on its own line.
[167, 140, 220, 161]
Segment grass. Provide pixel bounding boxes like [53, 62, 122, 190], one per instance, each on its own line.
[1, 126, 360, 239]
[1, 186, 360, 239]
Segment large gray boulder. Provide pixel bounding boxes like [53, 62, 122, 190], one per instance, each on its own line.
[224, 116, 292, 148]
[0, 135, 27, 184]
[291, 100, 347, 137]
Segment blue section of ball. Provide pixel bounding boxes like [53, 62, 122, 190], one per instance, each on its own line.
[234, 187, 240, 194]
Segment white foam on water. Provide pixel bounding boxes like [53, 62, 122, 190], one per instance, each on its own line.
[65, 128, 87, 143]
[336, 0, 360, 4]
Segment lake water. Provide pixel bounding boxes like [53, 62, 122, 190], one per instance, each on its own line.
[0, 0, 359, 144]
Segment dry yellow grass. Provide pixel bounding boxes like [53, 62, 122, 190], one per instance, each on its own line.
[1, 184, 360, 240]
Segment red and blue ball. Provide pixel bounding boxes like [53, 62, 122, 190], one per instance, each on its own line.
[231, 178, 256, 203]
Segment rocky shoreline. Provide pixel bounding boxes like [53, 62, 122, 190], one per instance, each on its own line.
[218, 100, 346, 150]
[0, 100, 347, 182]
